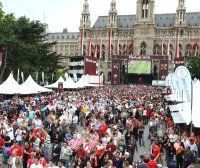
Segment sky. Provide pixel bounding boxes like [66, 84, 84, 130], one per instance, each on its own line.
[1, 0, 200, 33]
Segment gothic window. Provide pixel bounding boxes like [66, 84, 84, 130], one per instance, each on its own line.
[142, 0, 149, 18]
[140, 42, 147, 55]
[91, 44, 94, 57]
[163, 44, 167, 55]
[179, 44, 183, 57]
[83, 45, 86, 56]
[170, 44, 174, 60]
[60, 45, 63, 51]
[102, 45, 106, 61]
[193, 44, 200, 56]
[111, 44, 114, 56]
[128, 44, 133, 55]
[119, 44, 122, 55]
[123, 44, 127, 55]
[185, 44, 192, 57]
[153, 44, 161, 55]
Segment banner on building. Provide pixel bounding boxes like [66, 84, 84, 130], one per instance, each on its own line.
[159, 60, 168, 80]
[111, 61, 120, 85]
[84, 56, 97, 75]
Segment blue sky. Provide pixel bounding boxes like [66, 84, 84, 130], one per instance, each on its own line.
[1, 0, 199, 32]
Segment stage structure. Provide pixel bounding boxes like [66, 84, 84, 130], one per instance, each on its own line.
[111, 55, 169, 85]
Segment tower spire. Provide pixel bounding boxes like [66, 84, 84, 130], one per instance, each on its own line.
[107, 0, 118, 27]
[80, 0, 91, 28]
[175, 0, 186, 27]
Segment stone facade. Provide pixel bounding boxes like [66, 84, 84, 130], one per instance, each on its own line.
[45, 0, 200, 82]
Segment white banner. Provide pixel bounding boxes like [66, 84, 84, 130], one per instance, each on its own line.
[175, 66, 192, 103]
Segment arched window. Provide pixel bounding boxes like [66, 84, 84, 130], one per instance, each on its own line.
[102, 45, 106, 61]
[83, 45, 86, 56]
[119, 44, 122, 55]
[163, 44, 167, 55]
[91, 44, 94, 57]
[123, 44, 127, 55]
[142, 0, 149, 18]
[111, 44, 114, 56]
[170, 44, 174, 60]
[185, 44, 192, 57]
[179, 44, 183, 57]
[193, 43, 200, 56]
[128, 44, 133, 55]
[140, 42, 147, 55]
[107, 72, 111, 82]
[153, 44, 161, 55]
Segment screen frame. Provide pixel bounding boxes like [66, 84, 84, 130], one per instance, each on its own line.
[127, 60, 152, 74]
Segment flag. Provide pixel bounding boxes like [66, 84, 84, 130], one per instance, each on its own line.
[115, 38, 119, 55]
[0, 52, 3, 67]
[108, 28, 112, 60]
[87, 35, 92, 57]
[42, 72, 44, 84]
[21, 72, 24, 83]
[80, 27, 85, 55]
[167, 38, 171, 60]
[175, 30, 180, 59]
[17, 69, 20, 83]
[98, 32, 102, 60]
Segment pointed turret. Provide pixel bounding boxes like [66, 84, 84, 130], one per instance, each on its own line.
[175, 0, 186, 27]
[80, 0, 91, 28]
[107, 0, 118, 27]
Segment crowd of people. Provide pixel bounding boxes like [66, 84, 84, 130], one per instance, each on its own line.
[0, 85, 199, 168]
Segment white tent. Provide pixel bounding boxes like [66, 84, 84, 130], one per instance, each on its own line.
[19, 75, 53, 94]
[75, 75, 87, 88]
[45, 76, 66, 88]
[171, 112, 186, 124]
[192, 80, 200, 128]
[65, 76, 77, 89]
[0, 73, 20, 94]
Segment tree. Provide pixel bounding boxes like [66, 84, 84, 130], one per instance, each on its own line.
[0, 3, 62, 83]
[187, 56, 200, 79]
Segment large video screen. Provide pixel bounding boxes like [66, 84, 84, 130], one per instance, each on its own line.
[128, 60, 151, 74]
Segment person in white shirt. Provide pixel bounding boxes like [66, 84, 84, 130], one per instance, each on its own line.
[15, 126, 26, 143]
[169, 132, 178, 143]
[6, 123, 14, 141]
[30, 157, 43, 168]
[16, 114, 24, 125]
[33, 117, 42, 128]
[71, 113, 78, 131]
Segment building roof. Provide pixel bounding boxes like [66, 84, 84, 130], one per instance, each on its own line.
[92, 12, 200, 29]
[46, 32, 79, 41]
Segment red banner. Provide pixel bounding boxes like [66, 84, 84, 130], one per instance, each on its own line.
[111, 61, 120, 85]
[159, 60, 168, 80]
[58, 82, 63, 94]
[84, 56, 97, 75]
[174, 57, 185, 69]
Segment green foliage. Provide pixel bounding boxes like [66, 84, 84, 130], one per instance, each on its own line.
[187, 56, 200, 79]
[0, 3, 61, 82]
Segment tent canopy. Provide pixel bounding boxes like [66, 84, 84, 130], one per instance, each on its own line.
[19, 75, 53, 94]
[45, 76, 66, 88]
[171, 112, 186, 124]
[0, 73, 20, 94]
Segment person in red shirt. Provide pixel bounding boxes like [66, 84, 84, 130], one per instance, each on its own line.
[148, 154, 157, 168]
[152, 142, 160, 161]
